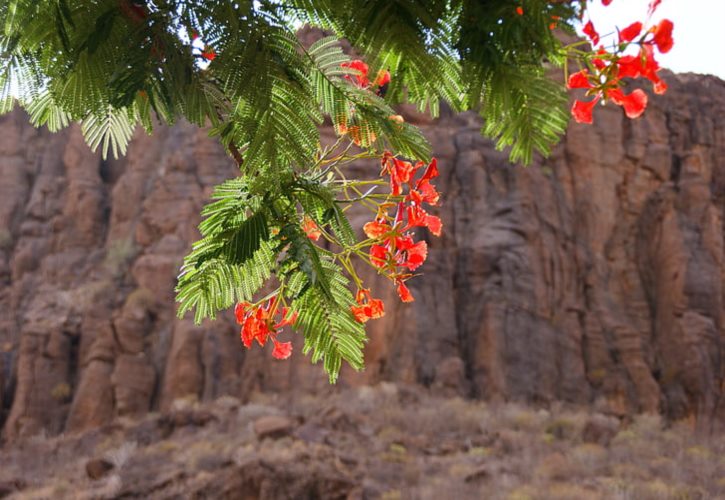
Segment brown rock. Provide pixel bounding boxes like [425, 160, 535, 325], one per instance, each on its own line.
[253, 415, 296, 439]
[111, 354, 156, 417]
[582, 415, 620, 446]
[85, 458, 115, 480]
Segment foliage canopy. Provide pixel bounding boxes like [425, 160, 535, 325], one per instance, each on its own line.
[1, 0, 583, 381]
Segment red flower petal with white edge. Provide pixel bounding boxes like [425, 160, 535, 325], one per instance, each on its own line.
[272, 340, 292, 360]
[572, 98, 598, 124]
[653, 19, 674, 54]
[425, 215, 443, 237]
[619, 22, 642, 43]
[648, 0, 662, 15]
[417, 180, 440, 205]
[602, 0, 613, 5]
[609, 89, 648, 119]
[567, 70, 592, 89]
[396, 282, 414, 303]
[403, 240, 428, 271]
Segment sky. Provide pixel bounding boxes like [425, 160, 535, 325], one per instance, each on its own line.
[580, 0, 725, 79]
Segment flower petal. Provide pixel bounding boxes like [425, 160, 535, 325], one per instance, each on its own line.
[272, 340, 292, 360]
[609, 88, 648, 119]
[396, 282, 414, 303]
[370, 245, 388, 268]
[619, 21, 642, 43]
[567, 70, 592, 89]
[583, 20, 600, 46]
[653, 19, 674, 54]
[571, 99, 598, 124]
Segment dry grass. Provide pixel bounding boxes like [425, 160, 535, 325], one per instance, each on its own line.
[1, 384, 723, 499]
[290, 386, 725, 500]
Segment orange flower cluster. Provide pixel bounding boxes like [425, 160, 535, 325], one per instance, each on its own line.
[350, 289, 385, 323]
[234, 298, 297, 359]
[362, 153, 442, 305]
[571, 0, 673, 124]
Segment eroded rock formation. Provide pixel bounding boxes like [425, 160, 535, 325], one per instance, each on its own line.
[0, 72, 723, 441]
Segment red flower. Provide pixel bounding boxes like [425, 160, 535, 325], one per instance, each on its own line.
[648, 0, 662, 15]
[234, 302, 250, 324]
[406, 204, 442, 237]
[235, 298, 296, 359]
[602, 0, 613, 5]
[592, 50, 608, 70]
[341, 60, 370, 87]
[370, 244, 388, 268]
[653, 19, 674, 53]
[515, 6, 524, 16]
[637, 45, 667, 94]
[351, 289, 385, 323]
[271, 340, 292, 360]
[567, 70, 593, 89]
[617, 55, 643, 79]
[571, 99, 597, 124]
[240, 306, 271, 348]
[407, 179, 439, 206]
[275, 307, 298, 328]
[201, 47, 216, 61]
[399, 238, 428, 271]
[424, 214, 442, 236]
[619, 21, 642, 43]
[653, 79, 667, 95]
[419, 158, 439, 182]
[583, 20, 600, 46]
[381, 157, 418, 196]
[609, 88, 648, 119]
[302, 215, 322, 241]
[396, 280, 414, 302]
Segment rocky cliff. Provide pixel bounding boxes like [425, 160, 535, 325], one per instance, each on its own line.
[0, 72, 723, 442]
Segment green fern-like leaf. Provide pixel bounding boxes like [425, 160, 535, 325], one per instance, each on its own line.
[81, 105, 137, 159]
[287, 257, 366, 382]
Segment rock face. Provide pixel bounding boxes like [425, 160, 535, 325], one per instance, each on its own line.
[0, 72, 723, 441]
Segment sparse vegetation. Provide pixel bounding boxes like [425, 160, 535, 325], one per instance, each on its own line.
[0, 385, 722, 499]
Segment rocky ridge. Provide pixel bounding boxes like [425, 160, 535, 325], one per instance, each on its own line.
[0, 71, 723, 443]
